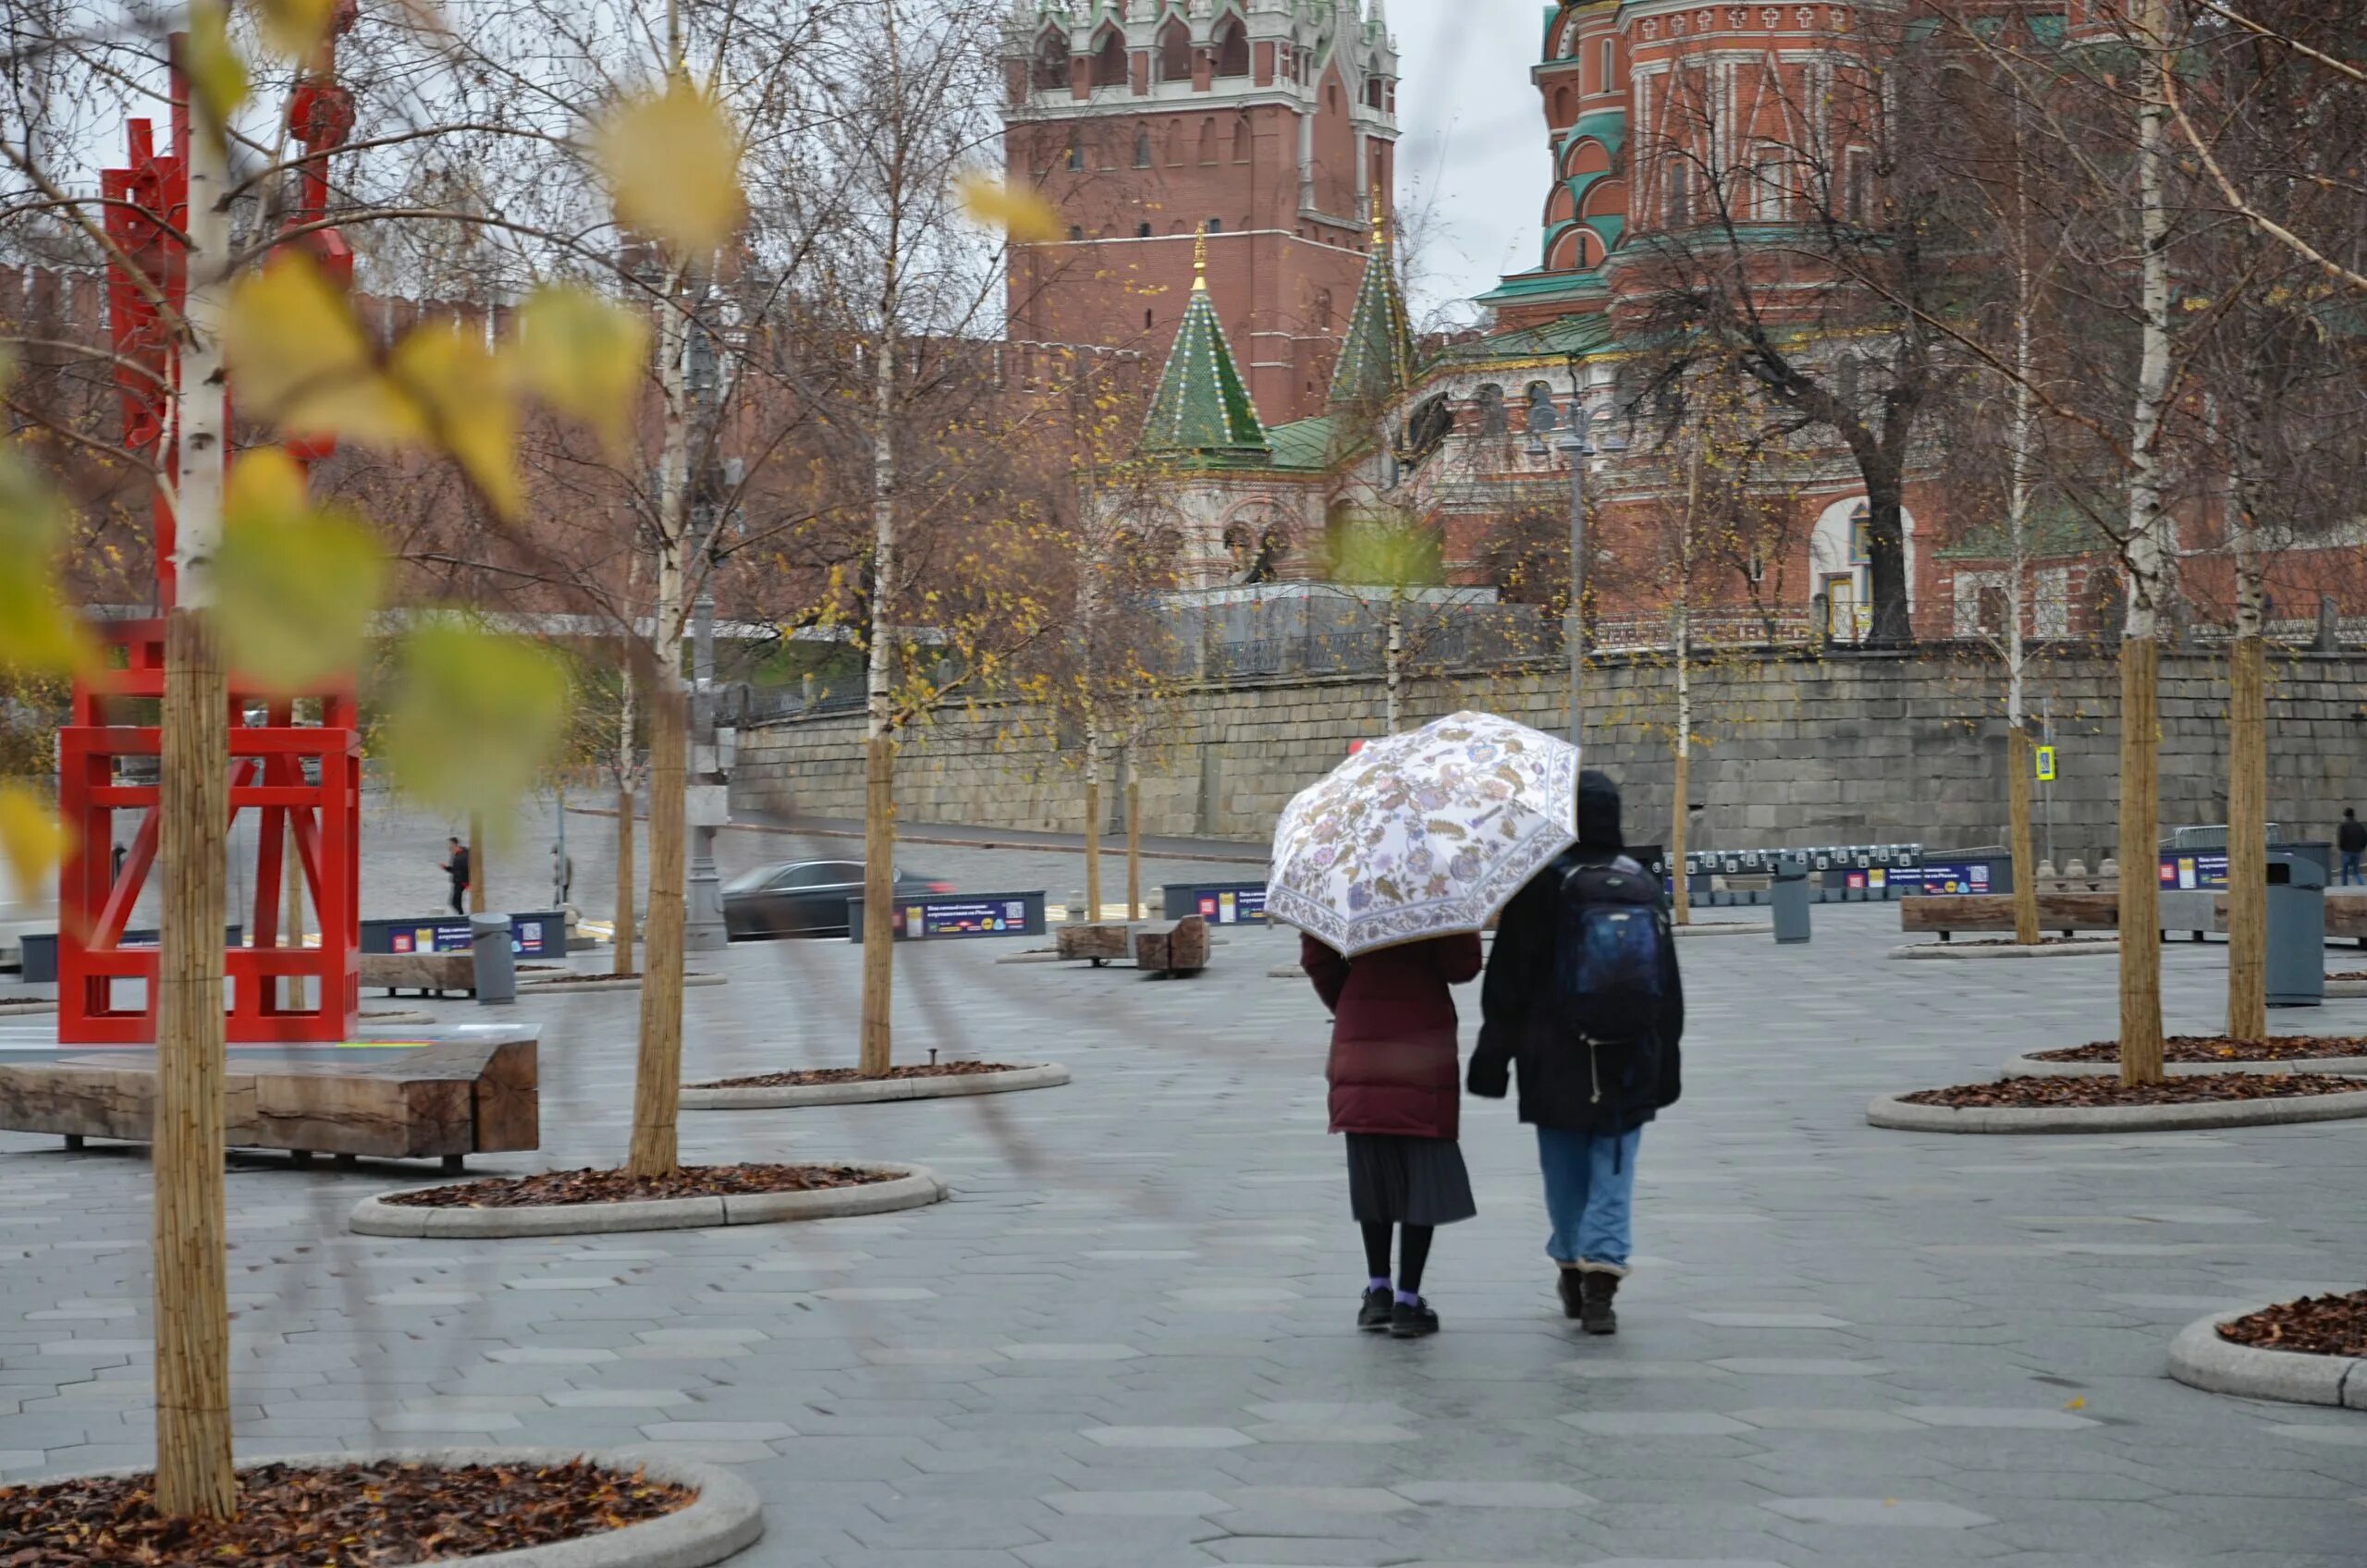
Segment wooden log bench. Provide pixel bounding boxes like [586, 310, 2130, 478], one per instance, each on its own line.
[1900, 893, 2119, 940]
[0, 1036, 537, 1171]
[2208, 893, 2367, 945]
[358, 950, 475, 997]
[1135, 915, 1208, 978]
[1055, 925, 1133, 967]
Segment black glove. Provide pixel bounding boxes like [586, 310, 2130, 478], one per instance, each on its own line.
[1466, 1052, 1509, 1099]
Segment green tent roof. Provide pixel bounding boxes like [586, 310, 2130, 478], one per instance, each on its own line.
[1326, 230, 1419, 413]
[1139, 254, 1269, 462]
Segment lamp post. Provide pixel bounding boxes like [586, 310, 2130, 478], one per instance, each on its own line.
[682, 307, 730, 954]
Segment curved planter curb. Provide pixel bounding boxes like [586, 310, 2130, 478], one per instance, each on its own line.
[350, 1162, 946, 1237]
[1673, 922, 1772, 938]
[2168, 1308, 2367, 1410]
[5, 1447, 761, 1568]
[1866, 1087, 2367, 1134]
[1889, 940, 2118, 961]
[2326, 979, 2367, 999]
[520, 973, 726, 996]
[2001, 1051, 2367, 1079]
[683, 1063, 1069, 1110]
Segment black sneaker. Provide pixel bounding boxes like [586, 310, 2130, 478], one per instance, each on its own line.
[1358, 1286, 1393, 1331]
[1557, 1268, 1584, 1320]
[1390, 1296, 1440, 1339]
[1578, 1271, 1620, 1336]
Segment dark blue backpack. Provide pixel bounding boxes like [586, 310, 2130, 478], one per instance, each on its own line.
[1550, 857, 1670, 1046]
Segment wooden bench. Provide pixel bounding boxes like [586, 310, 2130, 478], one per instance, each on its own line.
[1056, 925, 1132, 967]
[0, 1036, 537, 1171]
[2208, 893, 2367, 944]
[1134, 915, 1208, 978]
[1901, 893, 2119, 940]
[358, 951, 475, 997]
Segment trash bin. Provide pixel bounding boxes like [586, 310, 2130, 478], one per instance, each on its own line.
[469, 913, 517, 1004]
[2264, 851, 2325, 1007]
[1772, 855, 1812, 945]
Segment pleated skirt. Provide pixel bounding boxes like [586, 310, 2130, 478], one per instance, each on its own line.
[1344, 1132, 1478, 1227]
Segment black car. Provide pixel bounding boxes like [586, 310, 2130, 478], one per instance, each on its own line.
[721, 860, 953, 939]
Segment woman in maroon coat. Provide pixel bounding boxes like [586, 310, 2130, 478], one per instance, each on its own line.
[1302, 930, 1484, 1338]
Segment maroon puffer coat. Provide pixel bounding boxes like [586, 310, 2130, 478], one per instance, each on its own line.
[1303, 932, 1484, 1140]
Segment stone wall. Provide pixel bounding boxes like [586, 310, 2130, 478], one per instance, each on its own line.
[731, 646, 2367, 858]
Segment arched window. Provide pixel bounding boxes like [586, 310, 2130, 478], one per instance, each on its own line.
[1134, 126, 1152, 166]
[1165, 122, 1184, 164]
[1366, 79, 1384, 109]
[1066, 132, 1084, 171]
[1090, 27, 1126, 88]
[1233, 116, 1251, 162]
[1197, 118, 1216, 164]
[1327, 83, 1340, 113]
[1314, 288, 1333, 331]
[1214, 17, 1248, 77]
[1524, 382, 1559, 434]
[1067, 225, 1084, 241]
[1144, 307, 1154, 329]
[1031, 31, 1067, 92]
[1476, 384, 1508, 437]
[1552, 84, 1573, 123]
[1157, 17, 1192, 82]
[1402, 395, 1453, 466]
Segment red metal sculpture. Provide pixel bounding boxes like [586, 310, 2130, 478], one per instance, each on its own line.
[58, 22, 364, 1045]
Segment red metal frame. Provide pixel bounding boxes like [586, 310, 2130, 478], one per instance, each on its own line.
[58, 28, 365, 1045]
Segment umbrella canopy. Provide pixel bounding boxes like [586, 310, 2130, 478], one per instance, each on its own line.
[1269, 710, 1580, 957]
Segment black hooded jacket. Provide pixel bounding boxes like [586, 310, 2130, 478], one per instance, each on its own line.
[1466, 770, 1684, 1134]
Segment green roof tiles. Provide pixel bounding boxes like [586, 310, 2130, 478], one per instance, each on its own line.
[1139, 243, 1269, 463]
[1326, 228, 1419, 413]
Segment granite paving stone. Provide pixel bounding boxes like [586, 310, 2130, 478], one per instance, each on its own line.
[4, 874, 2363, 1567]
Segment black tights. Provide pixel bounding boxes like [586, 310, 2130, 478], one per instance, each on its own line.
[1360, 1221, 1434, 1292]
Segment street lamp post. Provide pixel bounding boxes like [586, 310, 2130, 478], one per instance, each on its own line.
[681, 307, 730, 954]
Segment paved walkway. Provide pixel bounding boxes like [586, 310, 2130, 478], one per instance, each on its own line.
[4, 895, 2365, 1567]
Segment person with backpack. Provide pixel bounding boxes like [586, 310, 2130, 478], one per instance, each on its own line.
[2339, 808, 2365, 886]
[1468, 769, 1683, 1335]
[1302, 928, 1484, 1340]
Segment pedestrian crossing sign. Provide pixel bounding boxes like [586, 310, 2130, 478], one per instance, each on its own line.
[2034, 745, 2056, 782]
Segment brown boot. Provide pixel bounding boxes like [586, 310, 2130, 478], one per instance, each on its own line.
[1577, 1269, 1620, 1336]
[1556, 1267, 1585, 1320]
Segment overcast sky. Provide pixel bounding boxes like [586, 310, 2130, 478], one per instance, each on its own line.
[1385, 0, 1552, 324]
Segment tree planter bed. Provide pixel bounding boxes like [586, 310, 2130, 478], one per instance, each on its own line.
[2003, 1035, 2367, 1078]
[517, 971, 725, 995]
[684, 1061, 1068, 1109]
[1671, 921, 1772, 937]
[1889, 937, 2118, 961]
[2168, 1294, 2367, 1410]
[0, 1448, 761, 1567]
[350, 1161, 944, 1236]
[1868, 1072, 2367, 1133]
[2324, 972, 2367, 998]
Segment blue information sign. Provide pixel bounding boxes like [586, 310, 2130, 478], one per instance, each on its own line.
[1163, 882, 1269, 925]
[848, 891, 1048, 942]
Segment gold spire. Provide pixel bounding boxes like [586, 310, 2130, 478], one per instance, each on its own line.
[1370, 182, 1385, 249]
[1193, 224, 1208, 290]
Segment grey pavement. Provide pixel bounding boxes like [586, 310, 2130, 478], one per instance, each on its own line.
[4, 875, 2366, 1566]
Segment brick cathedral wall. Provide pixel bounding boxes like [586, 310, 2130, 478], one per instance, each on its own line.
[732, 647, 2367, 860]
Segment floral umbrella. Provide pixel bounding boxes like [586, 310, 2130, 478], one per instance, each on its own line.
[1269, 710, 1579, 957]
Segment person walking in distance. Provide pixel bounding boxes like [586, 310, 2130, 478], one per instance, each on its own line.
[2340, 809, 2365, 887]
[1302, 928, 1483, 1339]
[1469, 769, 1684, 1335]
[443, 836, 472, 916]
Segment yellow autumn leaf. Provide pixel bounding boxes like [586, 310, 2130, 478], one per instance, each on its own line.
[214, 447, 387, 692]
[954, 173, 1063, 245]
[224, 253, 423, 445]
[2064, 1395, 2086, 1411]
[0, 784, 71, 897]
[379, 623, 571, 820]
[513, 286, 651, 457]
[254, 0, 339, 59]
[595, 82, 745, 253]
[185, 1, 249, 118]
[0, 445, 97, 676]
[390, 324, 521, 516]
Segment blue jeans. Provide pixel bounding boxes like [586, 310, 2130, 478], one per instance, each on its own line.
[1536, 1126, 1642, 1270]
[2344, 851, 2361, 886]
